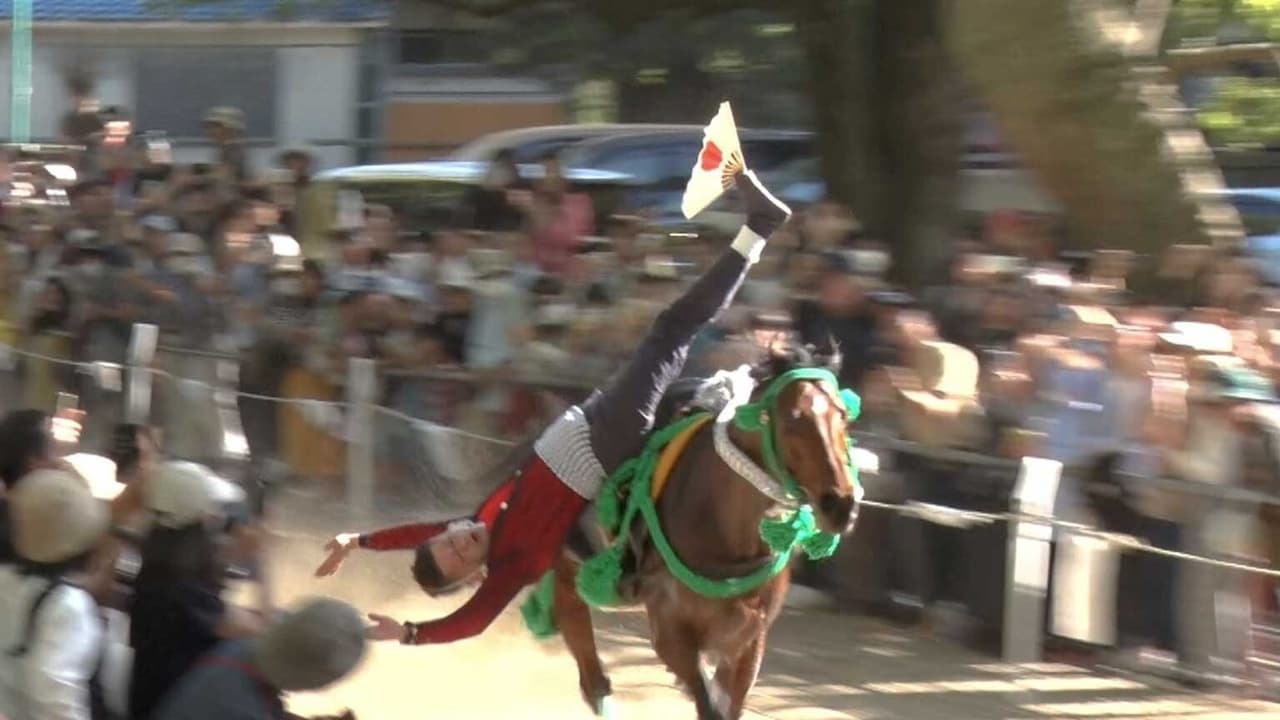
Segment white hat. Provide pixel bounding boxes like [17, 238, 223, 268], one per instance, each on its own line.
[437, 260, 475, 289]
[10, 468, 109, 564]
[146, 461, 245, 529]
[1158, 321, 1233, 355]
[168, 233, 204, 256]
[62, 453, 125, 501]
[534, 302, 575, 328]
[252, 597, 368, 691]
[140, 215, 177, 233]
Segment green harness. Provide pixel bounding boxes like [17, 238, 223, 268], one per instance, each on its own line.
[521, 368, 861, 637]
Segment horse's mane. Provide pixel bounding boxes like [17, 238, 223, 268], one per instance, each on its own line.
[749, 342, 843, 385]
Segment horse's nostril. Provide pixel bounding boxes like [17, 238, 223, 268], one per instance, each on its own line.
[819, 492, 849, 517]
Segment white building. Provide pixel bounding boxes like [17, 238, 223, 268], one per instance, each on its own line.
[0, 0, 390, 169]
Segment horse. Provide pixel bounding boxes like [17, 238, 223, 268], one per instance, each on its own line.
[547, 345, 861, 720]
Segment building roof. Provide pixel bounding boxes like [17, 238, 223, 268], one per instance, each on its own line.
[3, 0, 388, 24]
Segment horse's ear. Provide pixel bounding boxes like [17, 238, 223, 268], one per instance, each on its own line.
[815, 333, 842, 368]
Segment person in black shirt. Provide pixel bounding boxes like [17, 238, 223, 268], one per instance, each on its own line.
[791, 252, 877, 390]
[433, 281, 472, 364]
[461, 149, 524, 232]
[125, 449, 265, 719]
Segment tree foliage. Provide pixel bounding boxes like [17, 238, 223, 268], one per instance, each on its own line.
[1171, 0, 1280, 146]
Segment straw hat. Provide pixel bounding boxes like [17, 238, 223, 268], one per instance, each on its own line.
[252, 597, 368, 691]
[10, 468, 109, 564]
[898, 341, 984, 449]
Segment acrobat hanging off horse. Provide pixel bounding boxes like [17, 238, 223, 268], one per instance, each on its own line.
[313, 164, 860, 645]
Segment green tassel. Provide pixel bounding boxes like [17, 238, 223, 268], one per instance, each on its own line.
[759, 515, 802, 554]
[759, 506, 840, 559]
[840, 389, 862, 421]
[520, 572, 560, 639]
[577, 546, 624, 607]
[596, 482, 622, 532]
[800, 530, 841, 559]
[759, 506, 817, 554]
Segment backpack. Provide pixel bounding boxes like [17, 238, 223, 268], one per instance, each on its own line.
[8, 577, 114, 720]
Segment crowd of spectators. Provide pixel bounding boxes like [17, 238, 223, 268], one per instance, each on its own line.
[2, 101, 1280, 689]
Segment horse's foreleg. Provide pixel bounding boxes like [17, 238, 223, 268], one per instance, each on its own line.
[649, 612, 727, 720]
[552, 552, 613, 715]
[713, 632, 765, 720]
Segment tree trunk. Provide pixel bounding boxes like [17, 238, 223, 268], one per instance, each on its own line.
[875, 0, 965, 285]
[795, 0, 963, 286]
[794, 0, 882, 229]
[947, 0, 1213, 254]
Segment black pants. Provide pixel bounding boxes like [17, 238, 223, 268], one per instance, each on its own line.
[584, 248, 751, 475]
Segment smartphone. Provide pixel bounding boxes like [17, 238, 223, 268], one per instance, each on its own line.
[55, 392, 79, 416]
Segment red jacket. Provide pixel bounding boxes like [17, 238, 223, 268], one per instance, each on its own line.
[359, 455, 587, 644]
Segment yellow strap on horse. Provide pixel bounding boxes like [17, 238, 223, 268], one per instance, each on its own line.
[651, 414, 713, 500]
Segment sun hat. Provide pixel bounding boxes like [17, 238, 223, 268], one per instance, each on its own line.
[10, 467, 109, 564]
[146, 461, 245, 529]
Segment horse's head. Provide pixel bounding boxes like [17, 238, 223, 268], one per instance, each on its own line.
[745, 344, 860, 535]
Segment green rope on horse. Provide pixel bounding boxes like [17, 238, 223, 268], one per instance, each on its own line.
[520, 571, 559, 639]
[575, 368, 861, 607]
[733, 367, 860, 561]
[577, 414, 708, 607]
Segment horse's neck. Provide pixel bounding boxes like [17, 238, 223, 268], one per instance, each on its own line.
[668, 425, 776, 564]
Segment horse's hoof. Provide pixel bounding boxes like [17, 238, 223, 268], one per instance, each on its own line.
[594, 694, 617, 720]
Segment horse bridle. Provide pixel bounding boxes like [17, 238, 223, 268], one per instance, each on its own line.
[716, 367, 862, 507]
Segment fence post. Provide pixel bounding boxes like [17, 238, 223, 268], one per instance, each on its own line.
[125, 324, 159, 425]
[1003, 456, 1063, 663]
[345, 357, 378, 518]
[214, 357, 248, 459]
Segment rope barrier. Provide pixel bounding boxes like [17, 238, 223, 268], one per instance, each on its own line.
[859, 498, 1280, 579]
[12, 340, 1280, 579]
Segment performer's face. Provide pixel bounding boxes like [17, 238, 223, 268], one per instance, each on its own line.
[424, 523, 490, 593]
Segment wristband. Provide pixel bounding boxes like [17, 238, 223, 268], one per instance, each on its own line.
[401, 621, 416, 645]
[356, 534, 368, 549]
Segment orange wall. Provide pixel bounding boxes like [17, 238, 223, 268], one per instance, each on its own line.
[384, 101, 566, 161]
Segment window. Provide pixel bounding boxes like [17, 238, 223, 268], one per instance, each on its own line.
[135, 47, 277, 139]
[596, 142, 700, 186]
[397, 30, 487, 65]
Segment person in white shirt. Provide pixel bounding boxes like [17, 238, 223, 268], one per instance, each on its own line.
[0, 467, 111, 720]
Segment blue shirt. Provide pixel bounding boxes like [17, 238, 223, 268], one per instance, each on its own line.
[151, 640, 283, 720]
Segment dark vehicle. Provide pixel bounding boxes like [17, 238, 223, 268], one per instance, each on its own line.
[449, 124, 690, 165]
[1215, 187, 1280, 285]
[557, 128, 815, 225]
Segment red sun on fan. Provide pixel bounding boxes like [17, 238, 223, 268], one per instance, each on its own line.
[699, 141, 723, 171]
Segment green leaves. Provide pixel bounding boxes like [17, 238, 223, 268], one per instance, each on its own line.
[1198, 77, 1280, 146]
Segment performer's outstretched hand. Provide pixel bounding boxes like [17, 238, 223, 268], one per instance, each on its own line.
[736, 169, 791, 239]
[367, 613, 403, 642]
[315, 533, 360, 577]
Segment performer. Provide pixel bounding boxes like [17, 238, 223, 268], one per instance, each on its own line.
[316, 171, 791, 646]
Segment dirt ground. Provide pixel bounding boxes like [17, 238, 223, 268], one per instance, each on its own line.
[257, 486, 1280, 720]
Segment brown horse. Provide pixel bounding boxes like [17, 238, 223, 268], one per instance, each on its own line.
[550, 347, 860, 719]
